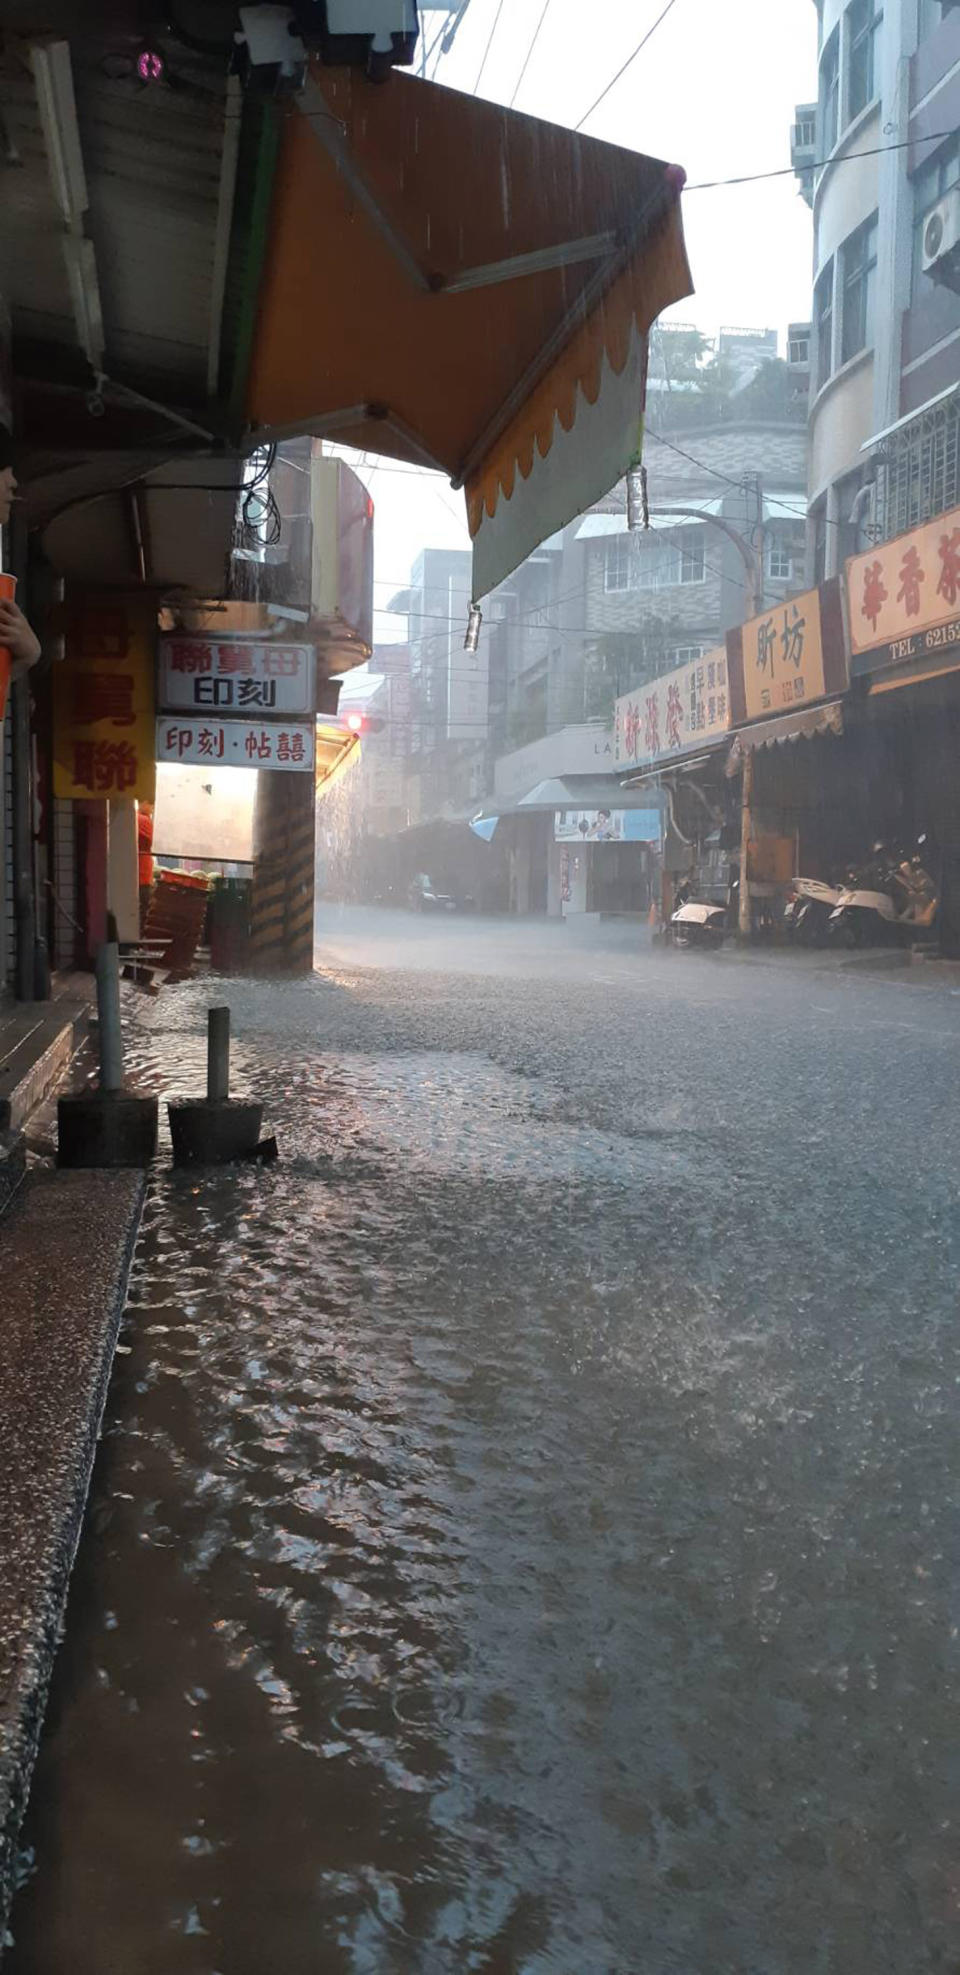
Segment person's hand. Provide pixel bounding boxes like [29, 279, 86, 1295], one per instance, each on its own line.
[0, 598, 41, 673]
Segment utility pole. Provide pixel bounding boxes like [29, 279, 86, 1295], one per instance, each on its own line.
[647, 501, 764, 939]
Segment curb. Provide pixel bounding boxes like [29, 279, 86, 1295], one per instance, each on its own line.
[0, 1169, 146, 1952]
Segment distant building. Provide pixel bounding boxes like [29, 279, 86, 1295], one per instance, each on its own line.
[795, 0, 960, 569]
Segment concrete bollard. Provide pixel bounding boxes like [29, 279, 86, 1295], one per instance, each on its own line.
[58, 942, 159, 1168]
[167, 1004, 264, 1167]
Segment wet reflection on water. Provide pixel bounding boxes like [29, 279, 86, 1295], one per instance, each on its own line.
[8, 971, 960, 1972]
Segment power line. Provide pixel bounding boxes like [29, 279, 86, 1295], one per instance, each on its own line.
[644, 426, 747, 491]
[473, 0, 506, 91]
[509, 0, 554, 108]
[684, 124, 959, 192]
[575, 0, 681, 130]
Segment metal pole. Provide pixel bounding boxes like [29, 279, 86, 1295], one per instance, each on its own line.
[95, 940, 124, 1091]
[207, 1005, 230, 1102]
[11, 677, 35, 1001]
[648, 506, 762, 617]
[739, 746, 754, 939]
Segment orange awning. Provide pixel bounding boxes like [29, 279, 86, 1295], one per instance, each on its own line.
[245, 65, 691, 599]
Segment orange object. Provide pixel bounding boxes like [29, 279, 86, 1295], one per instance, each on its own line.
[0, 573, 16, 722]
[246, 65, 691, 544]
[137, 803, 154, 888]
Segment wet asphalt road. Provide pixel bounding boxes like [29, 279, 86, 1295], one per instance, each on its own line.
[8, 910, 960, 1974]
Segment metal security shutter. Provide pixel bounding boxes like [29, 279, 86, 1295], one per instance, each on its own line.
[2, 705, 11, 987]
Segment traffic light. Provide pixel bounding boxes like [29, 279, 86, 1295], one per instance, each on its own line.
[342, 710, 385, 735]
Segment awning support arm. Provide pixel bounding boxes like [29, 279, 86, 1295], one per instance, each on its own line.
[298, 79, 431, 293]
[438, 232, 618, 295]
[452, 175, 676, 489]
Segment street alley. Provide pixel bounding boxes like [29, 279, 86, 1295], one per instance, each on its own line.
[8, 913, 960, 1974]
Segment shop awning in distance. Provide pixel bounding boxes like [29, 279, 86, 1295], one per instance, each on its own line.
[725, 699, 844, 771]
[245, 65, 691, 599]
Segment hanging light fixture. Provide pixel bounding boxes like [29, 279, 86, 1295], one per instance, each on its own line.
[463, 603, 482, 652]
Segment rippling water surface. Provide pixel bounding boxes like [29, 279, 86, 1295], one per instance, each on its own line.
[9, 943, 960, 1973]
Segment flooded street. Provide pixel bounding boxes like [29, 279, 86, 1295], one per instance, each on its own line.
[9, 913, 960, 1973]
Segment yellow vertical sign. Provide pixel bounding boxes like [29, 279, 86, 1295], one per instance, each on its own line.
[739, 587, 826, 721]
[54, 594, 156, 802]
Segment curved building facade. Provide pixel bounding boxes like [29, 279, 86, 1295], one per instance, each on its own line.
[800, 0, 960, 574]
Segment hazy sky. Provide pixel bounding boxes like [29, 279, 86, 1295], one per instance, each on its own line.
[336, 0, 818, 645]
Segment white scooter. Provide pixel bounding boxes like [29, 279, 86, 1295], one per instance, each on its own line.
[783, 876, 845, 947]
[669, 898, 727, 949]
[828, 842, 938, 947]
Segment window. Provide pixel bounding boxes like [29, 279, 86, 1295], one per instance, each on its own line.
[603, 537, 633, 592]
[912, 136, 960, 296]
[795, 111, 816, 150]
[603, 531, 705, 593]
[840, 213, 878, 363]
[788, 330, 810, 366]
[815, 259, 834, 386]
[820, 28, 840, 153]
[669, 645, 707, 666]
[847, 0, 881, 123]
[766, 540, 795, 583]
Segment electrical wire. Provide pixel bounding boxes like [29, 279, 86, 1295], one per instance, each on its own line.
[683, 125, 960, 192]
[575, 0, 681, 130]
[509, 0, 554, 108]
[473, 0, 506, 91]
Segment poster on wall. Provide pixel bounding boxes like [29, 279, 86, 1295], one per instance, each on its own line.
[54, 595, 156, 802]
[554, 809, 661, 843]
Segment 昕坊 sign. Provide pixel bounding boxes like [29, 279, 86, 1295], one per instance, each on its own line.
[727, 579, 846, 724]
[54, 595, 156, 802]
[845, 502, 960, 676]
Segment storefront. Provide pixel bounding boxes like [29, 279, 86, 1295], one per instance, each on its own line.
[615, 650, 735, 913]
[846, 503, 960, 952]
[725, 581, 851, 925]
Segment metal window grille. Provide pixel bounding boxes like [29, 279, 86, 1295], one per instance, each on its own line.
[875, 393, 960, 539]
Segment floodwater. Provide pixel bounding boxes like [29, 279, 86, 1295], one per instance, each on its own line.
[9, 913, 960, 1973]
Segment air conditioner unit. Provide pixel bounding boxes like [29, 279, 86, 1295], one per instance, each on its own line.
[922, 187, 960, 291]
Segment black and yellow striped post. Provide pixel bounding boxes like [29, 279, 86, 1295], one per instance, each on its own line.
[250, 770, 316, 974]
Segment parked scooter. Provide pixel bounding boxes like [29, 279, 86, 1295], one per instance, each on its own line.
[670, 898, 727, 948]
[783, 876, 845, 947]
[669, 876, 728, 949]
[828, 840, 938, 946]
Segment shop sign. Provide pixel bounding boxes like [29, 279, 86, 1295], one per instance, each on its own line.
[554, 808, 661, 843]
[157, 719, 315, 772]
[614, 649, 730, 770]
[54, 595, 156, 802]
[727, 579, 847, 724]
[158, 637, 315, 715]
[845, 502, 960, 675]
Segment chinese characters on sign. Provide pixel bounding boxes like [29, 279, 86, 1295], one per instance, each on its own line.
[158, 638, 315, 715]
[156, 719, 315, 772]
[738, 587, 826, 721]
[845, 501, 960, 675]
[54, 597, 156, 802]
[614, 649, 730, 771]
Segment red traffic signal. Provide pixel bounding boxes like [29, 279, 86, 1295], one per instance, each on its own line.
[342, 710, 385, 736]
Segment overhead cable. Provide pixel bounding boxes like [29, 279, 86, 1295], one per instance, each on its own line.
[575, 0, 680, 129]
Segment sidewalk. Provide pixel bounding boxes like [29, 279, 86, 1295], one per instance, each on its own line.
[0, 1169, 146, 1947]
[0, 984, 93, 1216]
[0, 979, 146, 1948]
